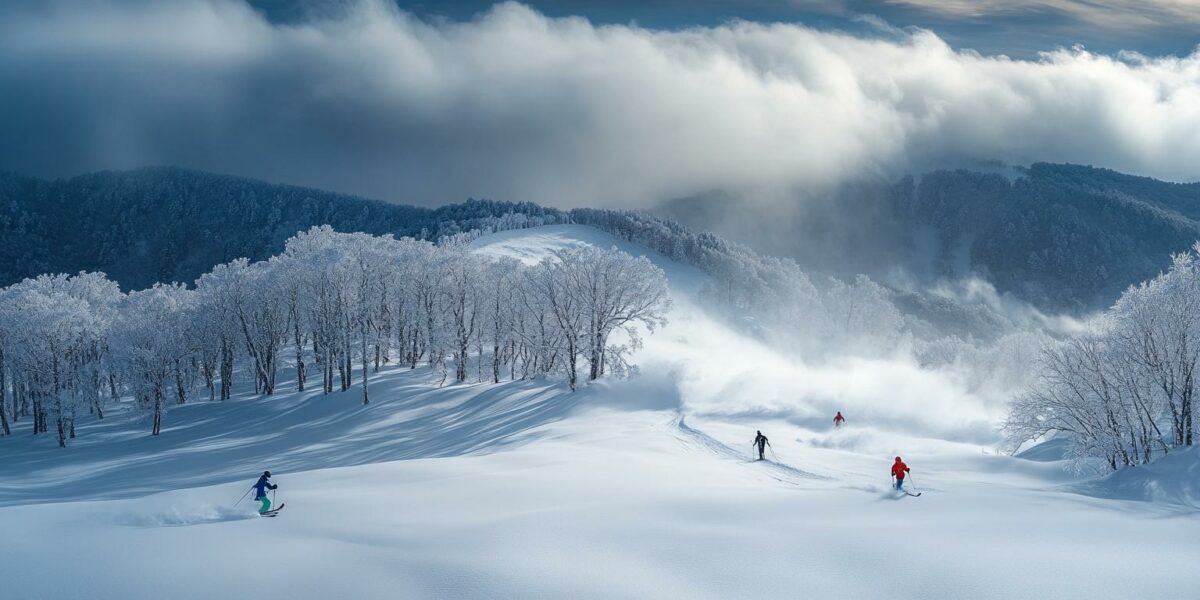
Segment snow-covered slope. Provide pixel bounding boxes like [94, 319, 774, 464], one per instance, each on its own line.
[470, 224, 708, 297]
[2, 225, 1198, 599]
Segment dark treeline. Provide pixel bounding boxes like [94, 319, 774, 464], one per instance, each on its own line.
[9, 162, 1195, 316]
[660, 163, 1200, 312]
[0, 167, 569, 290]
[0, 167, 840, 335]
[901, 164, 1200, 311]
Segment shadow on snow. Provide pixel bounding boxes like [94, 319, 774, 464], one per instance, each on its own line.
[0, 365, 579, 506]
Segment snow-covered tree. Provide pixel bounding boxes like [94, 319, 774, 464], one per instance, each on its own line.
[0, 273, 120, 445]
[1008, 244, 1200, 471]
[1111, 250, 1200, 447]
[113, 283, 197, 435]
[442, 245, 482, 384]
[572, 247, 670, 381]
[525, 251, 587, 390]
[0, 224, 681, 444]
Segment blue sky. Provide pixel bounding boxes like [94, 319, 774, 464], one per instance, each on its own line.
[251, 0, 1200, 57]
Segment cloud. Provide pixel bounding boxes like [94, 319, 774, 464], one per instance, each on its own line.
[0, 0, 1199, 208]
[882, 0, 1200, 31]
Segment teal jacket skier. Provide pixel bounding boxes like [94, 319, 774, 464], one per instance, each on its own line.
[254, 471, 278, 513]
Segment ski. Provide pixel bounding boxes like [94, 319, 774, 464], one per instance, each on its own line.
[259, 503, 286, 517]
[903, 492, 921, 497]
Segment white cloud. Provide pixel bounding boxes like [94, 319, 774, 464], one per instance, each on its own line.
[1, 0, 1198, 207]
[884, 0, 1200, 30]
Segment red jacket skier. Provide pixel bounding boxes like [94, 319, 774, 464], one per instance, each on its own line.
[891, 457, 910, 490]
[833, 412, 845, 427]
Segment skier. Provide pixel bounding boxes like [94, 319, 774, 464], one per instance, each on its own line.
[891, 456, 910, 491]
[833, 411, 845, 428]
[753, 430, 770, 461]
[254, 470, 278, 514]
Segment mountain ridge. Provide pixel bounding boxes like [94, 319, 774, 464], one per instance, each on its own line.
[660, 162, 1200, 310]
[4, 163, 1199, 311]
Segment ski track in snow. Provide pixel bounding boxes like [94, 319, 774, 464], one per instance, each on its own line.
[1, 225, 1199, 599]
[674, 414, 829, 486]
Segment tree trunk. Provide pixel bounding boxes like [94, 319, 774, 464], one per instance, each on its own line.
[361, 327, 370, 406]
[567, 338, 578, 391]
[220, 342, 234, 401]
[294, 320, 306, 393]
[174, 360, 187, 405]
[493, 341, 501, 384]
[0, 357, 8, 436]
[152, 387, 163, 436]
[326, 353, 334, 394]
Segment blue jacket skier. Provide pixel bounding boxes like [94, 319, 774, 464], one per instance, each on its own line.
[254, 471, 278, 514]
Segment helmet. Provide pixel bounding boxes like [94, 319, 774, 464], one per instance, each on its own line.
[263, 470, 271, 477]
[894, 457, 901, 461]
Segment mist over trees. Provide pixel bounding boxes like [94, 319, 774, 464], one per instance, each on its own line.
[0, 227, 669, 445]
[660, 163, 1200, 312]
[574, 209, 908, 357]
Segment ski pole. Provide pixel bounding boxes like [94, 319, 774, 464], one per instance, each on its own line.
[234, 485, 253, 506]
[907, 474, 920, 494]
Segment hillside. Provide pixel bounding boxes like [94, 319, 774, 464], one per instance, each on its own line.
[0, 225, 1196, 599]
[6, 164, 1200, 312]
[662, 163, 1200, 310]
[0, 167, 566, 290]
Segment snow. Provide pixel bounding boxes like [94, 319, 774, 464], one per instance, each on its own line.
[470, 224, 708, 296]
[2, 224, 1199, 599]
[1075, 445, 1200, 508]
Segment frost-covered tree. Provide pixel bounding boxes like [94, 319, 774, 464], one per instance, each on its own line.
[525, 251, 587, 390]
[222, 260, 288, 396]
[1007, 331, 1158, 470]
[113, 283, 197, 436]
[195, 263, 245, 401]
[0, 223, 681, 444]
[443, 246, 482, 384]
[571, 247, 670, 381]
[480, 257, 522, 384]
[1111, 250, 1200, 447]
[0, 273, 120, 445]
[1008, 244, 1200, 471]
